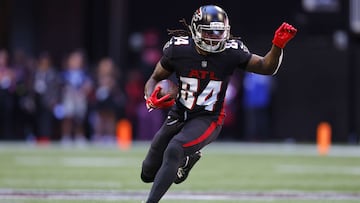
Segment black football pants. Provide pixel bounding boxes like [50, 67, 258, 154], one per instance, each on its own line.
[141, 110, 223, 202]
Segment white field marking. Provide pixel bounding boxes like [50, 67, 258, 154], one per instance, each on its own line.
[277, 164, 360, 175]
[211, 178, 360, 188]
[1, 179, 122, 188]
[0, 189, 360, 201]
[14, 156, 139, 167]
[203, 142, 360, 157]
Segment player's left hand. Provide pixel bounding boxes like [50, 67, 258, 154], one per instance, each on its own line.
[272, 22, 297, 49]
[145, 86, 175, 111]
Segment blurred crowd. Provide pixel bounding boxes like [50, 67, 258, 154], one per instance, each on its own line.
[0, 47, 168, 146]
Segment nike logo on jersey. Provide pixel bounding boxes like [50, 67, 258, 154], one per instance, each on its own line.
[166, 116, 179, 126]
[188, 69, 219, 80]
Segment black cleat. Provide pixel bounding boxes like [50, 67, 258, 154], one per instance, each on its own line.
[174, 151, 202, 184]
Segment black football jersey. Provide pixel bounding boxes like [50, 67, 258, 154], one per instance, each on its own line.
[160, 36, 252, 117]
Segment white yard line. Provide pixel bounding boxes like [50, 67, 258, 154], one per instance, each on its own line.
[14, 156, 138, 167]
[203, 142, 360, 157]
[0, 179, 122, 188]
[0, 189, 359, 201]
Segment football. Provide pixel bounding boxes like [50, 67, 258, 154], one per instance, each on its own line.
[155, 79, 178, 99]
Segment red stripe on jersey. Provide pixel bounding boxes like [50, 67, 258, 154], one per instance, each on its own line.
[217, 107, 226, 125]
[182, 108, 225, 148]
[183, 121, 217, 147]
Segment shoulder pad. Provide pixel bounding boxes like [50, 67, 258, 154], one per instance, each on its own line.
[239, 41, 250, 53]
[163, 40, 171, 51]
[225, 39, 250, 53]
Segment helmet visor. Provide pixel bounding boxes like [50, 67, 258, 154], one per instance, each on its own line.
[198, 22, 229, 41]
[201, 29, 226, 40]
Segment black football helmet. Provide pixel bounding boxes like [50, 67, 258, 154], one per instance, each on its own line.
[190, 5, 230, 53]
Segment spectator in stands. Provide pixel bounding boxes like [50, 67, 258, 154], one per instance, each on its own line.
[124, 68, 146, 139]
[12, 48, 36, 140]
[0, 49, 16, 140]
[242, 72, 274, 141]
[58, 49, 93, 146]
[90, 57, 126, 145]
[33, 52, 61, 143]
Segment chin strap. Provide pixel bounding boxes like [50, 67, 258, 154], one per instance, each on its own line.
[272, 49, 283, 75]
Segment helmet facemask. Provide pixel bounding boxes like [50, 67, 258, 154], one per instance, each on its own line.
[190, 5, 231, 53]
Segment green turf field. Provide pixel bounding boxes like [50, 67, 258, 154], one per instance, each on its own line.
[0, 141, 359, 202]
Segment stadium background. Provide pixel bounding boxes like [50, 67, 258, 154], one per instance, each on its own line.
[0, 0, 359, 143]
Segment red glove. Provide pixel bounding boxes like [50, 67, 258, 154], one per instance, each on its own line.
[146, 86, 175, 111]
[272, 22, 297, 48]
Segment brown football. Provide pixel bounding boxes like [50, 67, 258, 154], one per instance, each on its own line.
[155, 79, 178, 99]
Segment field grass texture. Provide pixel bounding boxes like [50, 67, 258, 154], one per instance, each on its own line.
[0, 141, 359, 202]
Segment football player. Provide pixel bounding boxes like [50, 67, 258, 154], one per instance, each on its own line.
[141, 5, 297, 203]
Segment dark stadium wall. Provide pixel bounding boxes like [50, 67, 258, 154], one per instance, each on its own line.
[271, 36, 350, 143]
[0, 0, 10, 48]
[126, 1, 299, 42]
[245, 33, 353, 143]
[6, 0, 87, 65]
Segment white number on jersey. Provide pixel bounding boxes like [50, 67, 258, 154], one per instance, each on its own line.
[225, 40, 250, 53]
[179, 76, 222, 111]
[173, 36, 190, 45]
[225, 40, 238, 49]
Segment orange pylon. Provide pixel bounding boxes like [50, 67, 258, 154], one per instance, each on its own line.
[116, 119, 132, 151]
[317, 122, 331, 155]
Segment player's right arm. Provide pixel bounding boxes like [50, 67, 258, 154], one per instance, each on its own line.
[144, 37, 177, 111]
[144, 61, 174, 111]
[144, 61, 172, 99]
[144, 37, 177, 99]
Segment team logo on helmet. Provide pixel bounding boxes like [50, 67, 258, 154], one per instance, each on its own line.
[193, 8, 202, 22]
